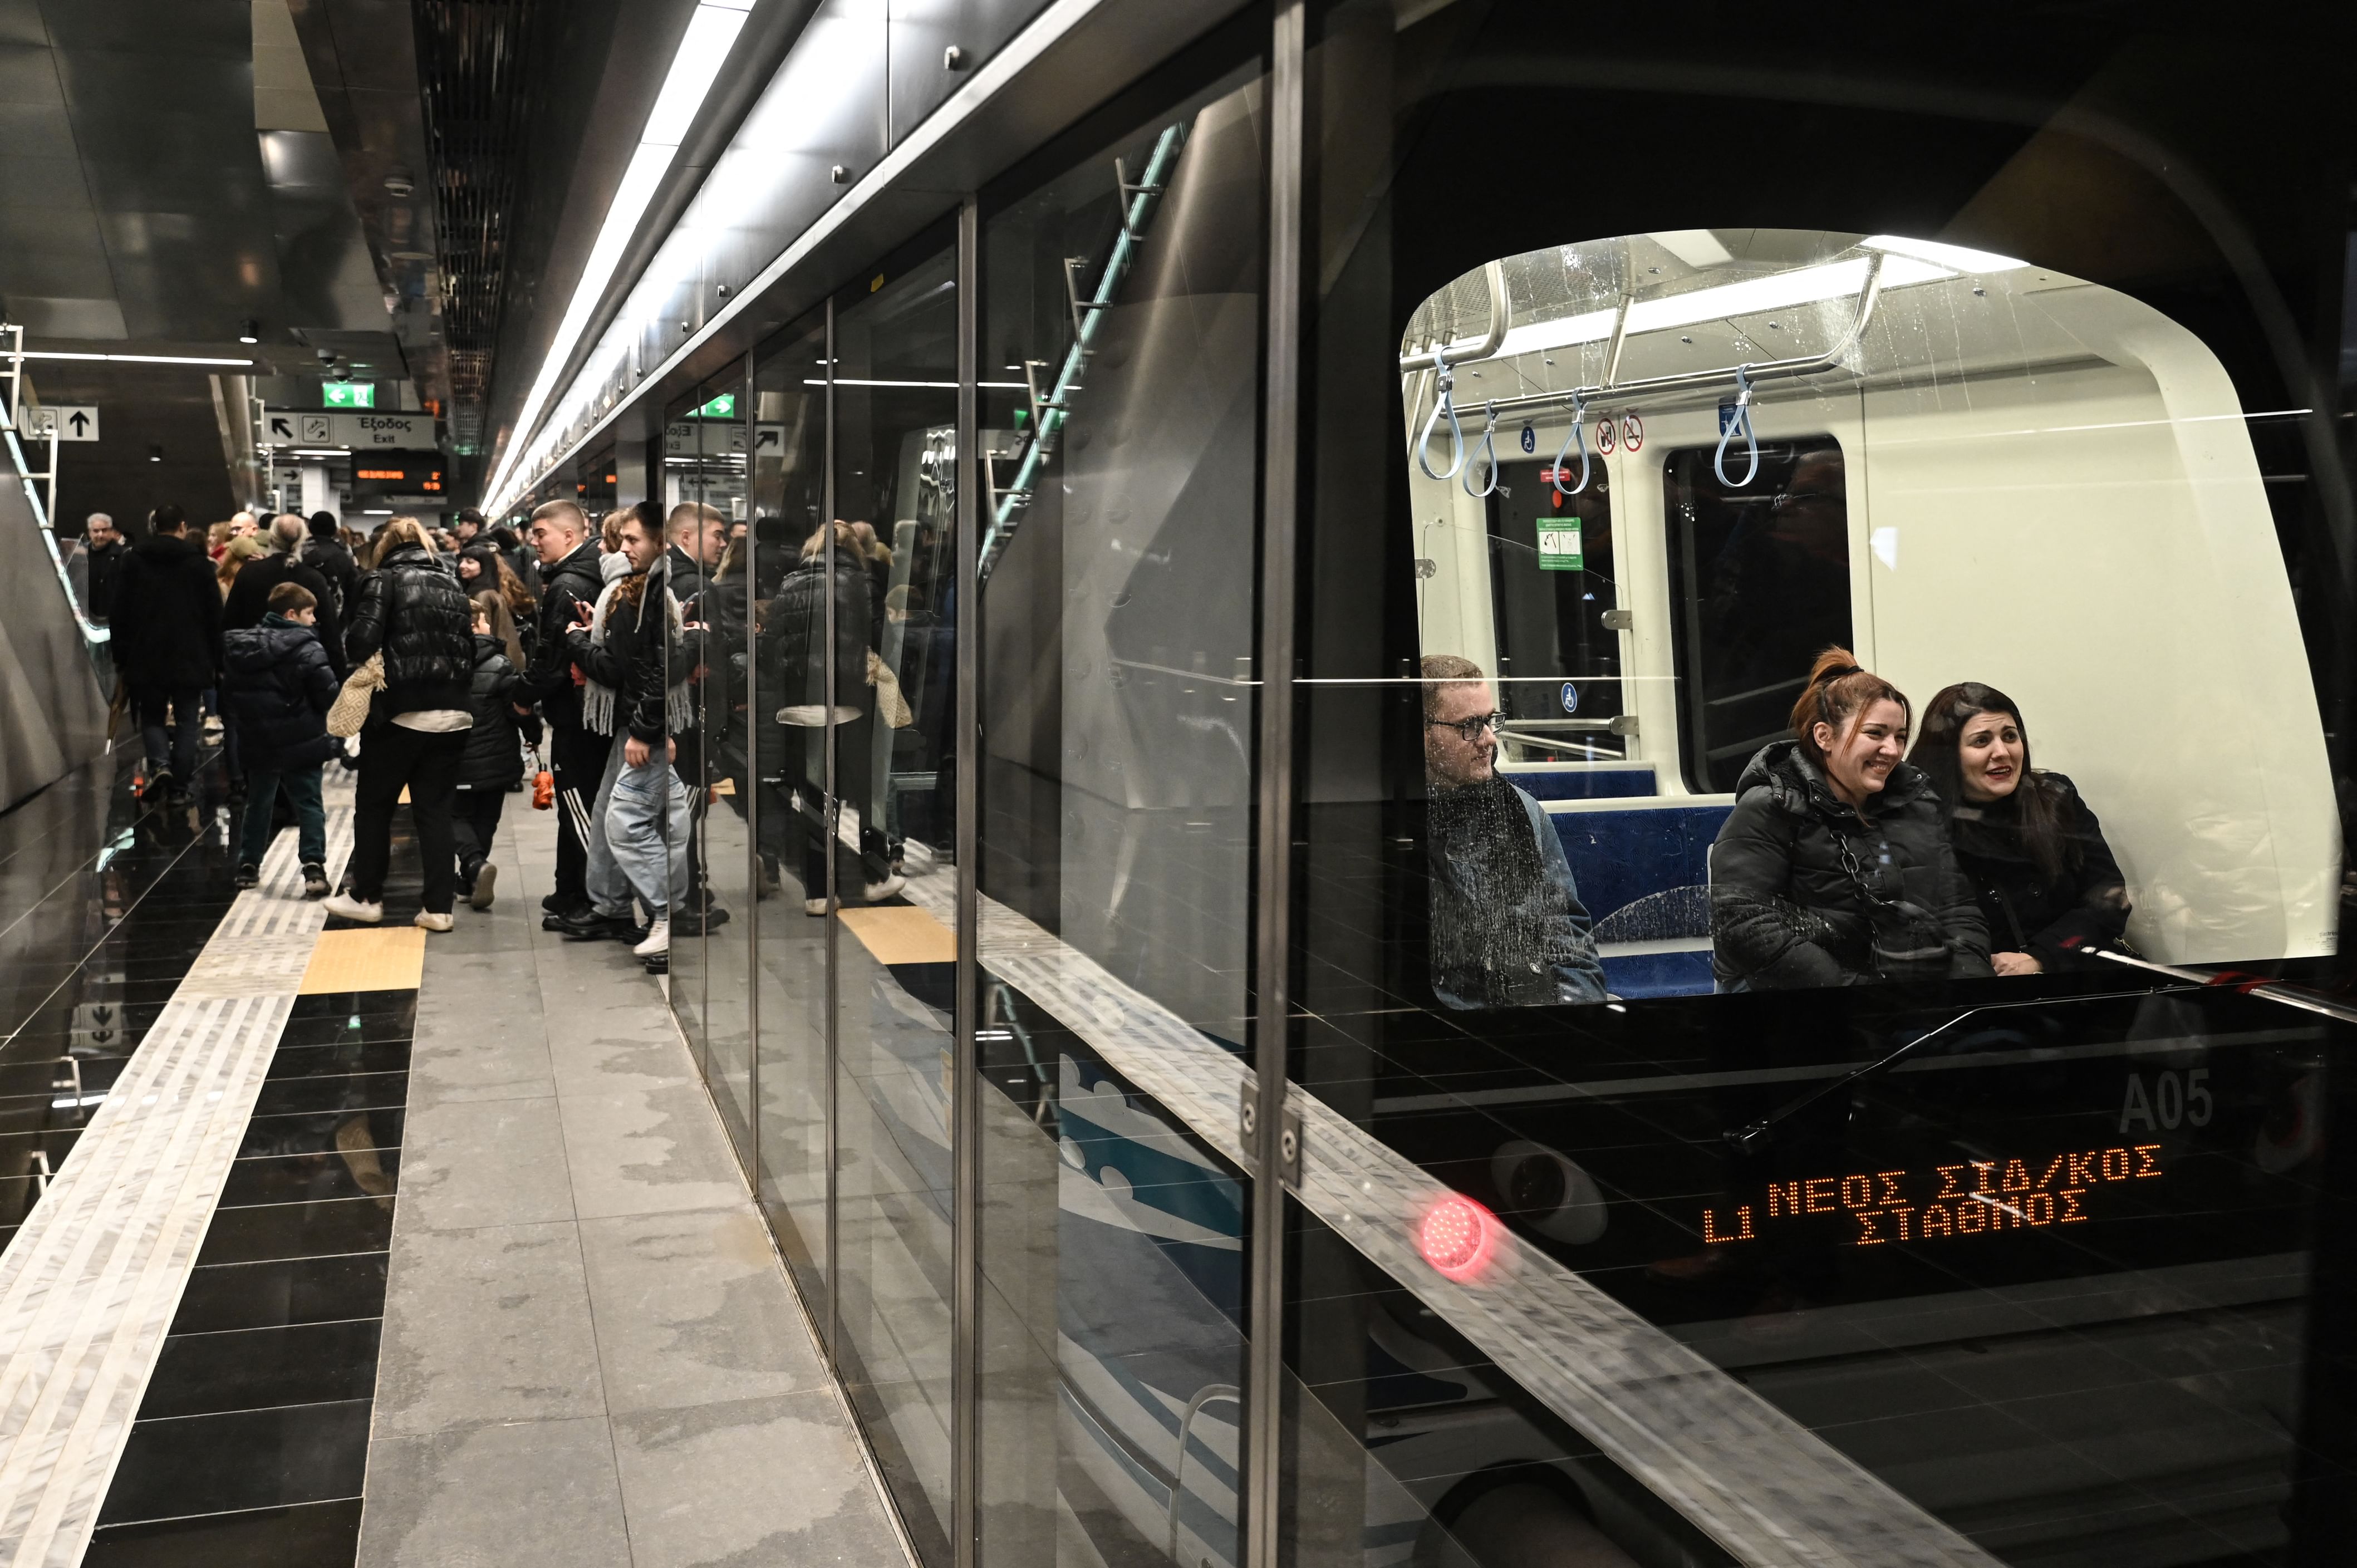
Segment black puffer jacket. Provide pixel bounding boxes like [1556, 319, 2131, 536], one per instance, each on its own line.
[302, 537, 359, 621]
[1710, 740, 1991, 990]
[345, 544, 474, 716]
[110, 532, 222, 690]
[1948, 774, 2131, 971]
[221, 616, 340, 773]
[223, 550, 346, 679]
[757, 544, 871, 774]
[520, 542, 604, 728]
[457, 635, 536, 790]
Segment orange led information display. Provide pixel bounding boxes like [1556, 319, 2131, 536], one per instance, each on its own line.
[1698, 1144, 2163, 1247]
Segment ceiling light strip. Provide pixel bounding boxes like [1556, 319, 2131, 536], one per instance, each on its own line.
[488, 0, 1106, 513]
[482, 0, 755, 507]
[14, 352, 254, 367]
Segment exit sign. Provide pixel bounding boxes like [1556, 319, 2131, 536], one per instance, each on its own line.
[323, 381, 376, 409]
[693, 392, 736, 419]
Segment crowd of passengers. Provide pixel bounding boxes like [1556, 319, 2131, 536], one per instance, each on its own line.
[81, 491, 935, 968]
[1421, 646, 2132, 1007]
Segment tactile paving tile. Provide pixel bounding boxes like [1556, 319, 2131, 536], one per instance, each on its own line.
[298, 927, 428, 995]
[0, 780, 357, 1568]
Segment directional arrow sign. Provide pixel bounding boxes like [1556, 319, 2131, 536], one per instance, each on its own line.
[266, 412, 296, 443]
[42, 405, 98, 441]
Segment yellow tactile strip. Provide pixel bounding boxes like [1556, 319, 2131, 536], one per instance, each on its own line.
[835, 904, 955, 966]
[299, 926, 428, 994]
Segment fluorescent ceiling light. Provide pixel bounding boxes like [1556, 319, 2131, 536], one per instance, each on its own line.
[485, 0, 753, 509]
[16, 351, 253, 366]
[291, 448, 351, 456]
[1482, 245, 2022, 365]
[1862, 234, 2028, 272]
[801, 378, 1032, 389]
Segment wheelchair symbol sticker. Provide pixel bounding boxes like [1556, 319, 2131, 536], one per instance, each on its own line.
[1519, 424, 1535, 453]
[1560, 682, 1579, 714]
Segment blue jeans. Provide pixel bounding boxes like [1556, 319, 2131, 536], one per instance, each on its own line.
[604, 751, 691, 920]
[239, 764, 326, 868]
[583, 733, 631, 917]
[136, 685, 204, 784]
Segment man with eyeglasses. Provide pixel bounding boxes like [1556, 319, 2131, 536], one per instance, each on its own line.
[1422, 654, 1607, 1008]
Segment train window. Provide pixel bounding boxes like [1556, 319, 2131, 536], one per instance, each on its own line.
[1397, 229, 2336, 1004]
[1663, 439, 1850, 795]
[1295, 8, 2355, 1566]
[1484, 456, 1622, 763]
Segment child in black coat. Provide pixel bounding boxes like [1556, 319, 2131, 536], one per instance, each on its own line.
[222, 582, 340, 894]
[453, 593, 541, 908]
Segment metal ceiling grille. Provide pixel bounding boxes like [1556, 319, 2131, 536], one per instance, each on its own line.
[415, 0, 540, 458]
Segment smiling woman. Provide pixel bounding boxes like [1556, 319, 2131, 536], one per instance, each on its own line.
[1705, 647, 1989, 991]
[1912, 681, 2135, 976]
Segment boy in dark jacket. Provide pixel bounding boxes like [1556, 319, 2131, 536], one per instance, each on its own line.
[453, 594, 539, 909]
[222, 582, 338, 895]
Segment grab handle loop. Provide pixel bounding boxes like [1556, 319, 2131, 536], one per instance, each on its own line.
[1714, 367, 1760, 488]
[1464, 402, 1501, 498]
[1550, 391, 1592, 499]
[1416, 365, 1466, 481]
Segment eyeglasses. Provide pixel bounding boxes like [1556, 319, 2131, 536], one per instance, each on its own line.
[1425, 712, 1504, 741]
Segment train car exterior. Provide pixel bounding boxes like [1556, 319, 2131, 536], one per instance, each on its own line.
[483, 2, 2357, 1566]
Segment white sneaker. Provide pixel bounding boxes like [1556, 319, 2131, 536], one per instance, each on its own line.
[415, 910, 455, 933]
[804, 897, 829, 917]
[632, 917, 670, 957]
[322, 892, 383, 923]
[863, 873, 906, 902]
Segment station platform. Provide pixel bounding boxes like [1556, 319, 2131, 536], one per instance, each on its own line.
[0, 745, 910, 1568]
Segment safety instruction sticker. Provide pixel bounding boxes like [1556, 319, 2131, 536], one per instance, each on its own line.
[1538, 517, 1583, 572]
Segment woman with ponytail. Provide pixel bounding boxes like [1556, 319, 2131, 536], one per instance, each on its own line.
[1708, 647, 1991, 990]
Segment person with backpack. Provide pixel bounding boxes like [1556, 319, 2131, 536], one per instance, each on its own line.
[221, 581, 338, 896]
[325, 518, 476, 931]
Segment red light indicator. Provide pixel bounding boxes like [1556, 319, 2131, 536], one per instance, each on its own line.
[1418, 1195, 1494, 1281]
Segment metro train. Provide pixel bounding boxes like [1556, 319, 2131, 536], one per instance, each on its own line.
[782, 227, 2343, 1568]
[1400, 229, 2339, 998]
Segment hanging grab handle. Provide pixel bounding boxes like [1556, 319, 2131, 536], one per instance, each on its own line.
[1464, 402, 1501, 498]
[1416, 365, 1466, 481]
[1714, 367, 1760, 488]
[1550, 391, 1592, 499]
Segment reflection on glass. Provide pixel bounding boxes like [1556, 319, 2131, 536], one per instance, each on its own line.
[975, 57, 1262, 1568]
[1421, 656, 1606, 1008]
[831, 237, 960, 1561]
[667, 395, 750, 1154]
[1302, 9, 2350, 1545]
[752, 312, 834, 1317]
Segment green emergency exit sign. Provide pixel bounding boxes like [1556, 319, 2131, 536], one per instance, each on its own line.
[322, 381, 376, 409]
[693, 392, 738, 419]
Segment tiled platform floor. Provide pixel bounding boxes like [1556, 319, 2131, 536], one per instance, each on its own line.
[353, 796, 910, 1568]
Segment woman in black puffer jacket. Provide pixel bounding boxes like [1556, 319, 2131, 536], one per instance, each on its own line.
[1709, 647, 1992, 991]
[329, 518, 477, 928]
[1910, 683, 2132, 975]
[450, 593, 539, 910]
[757, 522, 886, 911]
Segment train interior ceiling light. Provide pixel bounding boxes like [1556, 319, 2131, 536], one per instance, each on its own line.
[483, 0, 755, 510]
